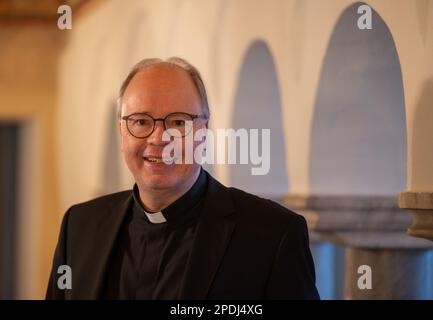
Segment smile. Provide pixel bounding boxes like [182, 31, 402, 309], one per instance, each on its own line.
[143, 156, 176, 164]
[144, 157, 164, 163]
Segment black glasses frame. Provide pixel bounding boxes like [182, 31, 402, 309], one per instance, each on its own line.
[121, 112, 208, 139]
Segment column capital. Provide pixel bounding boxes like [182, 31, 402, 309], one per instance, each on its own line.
[280, 194, 433, 248]
[398, 192, 433, 241]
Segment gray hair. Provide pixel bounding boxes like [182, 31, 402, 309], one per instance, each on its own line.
[116, 57, 210, 119]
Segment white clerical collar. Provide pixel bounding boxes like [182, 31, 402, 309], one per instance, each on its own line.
[143, 210, 167, 224]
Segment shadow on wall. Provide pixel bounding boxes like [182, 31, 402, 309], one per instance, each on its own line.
[229, 40, 289, 197]
[309, 2, 406, 196]
[100, 101, 122, 196]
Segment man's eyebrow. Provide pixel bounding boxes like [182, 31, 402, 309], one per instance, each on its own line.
[128, 111, 153, 116]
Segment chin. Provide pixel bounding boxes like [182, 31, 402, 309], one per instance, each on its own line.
[132, 163, 199, 191]
[141, 174, 180, 190]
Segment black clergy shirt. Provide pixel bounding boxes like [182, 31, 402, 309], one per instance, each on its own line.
[103, 169, 207, 299]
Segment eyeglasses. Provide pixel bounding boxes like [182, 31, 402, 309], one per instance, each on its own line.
[121, 112, 208, 138]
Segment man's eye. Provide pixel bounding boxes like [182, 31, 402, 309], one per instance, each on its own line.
[173, 120, 185, 126]
[133, 119, 149, 126]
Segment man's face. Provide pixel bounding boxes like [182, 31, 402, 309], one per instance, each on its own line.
[120, 64, 207, 192]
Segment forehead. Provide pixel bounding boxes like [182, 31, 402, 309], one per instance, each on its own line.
[122, 64, 201, 114]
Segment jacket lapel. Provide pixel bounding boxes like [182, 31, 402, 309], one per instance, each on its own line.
[72, 193, 132, 299]
[179, 173, 237, 299]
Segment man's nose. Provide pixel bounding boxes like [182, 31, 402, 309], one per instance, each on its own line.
[147, 121, 169, 145]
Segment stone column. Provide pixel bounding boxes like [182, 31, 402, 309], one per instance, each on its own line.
[283, 194, 433, 299]
[344, 247, 433, 299]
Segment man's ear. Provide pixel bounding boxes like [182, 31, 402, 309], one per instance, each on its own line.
[205, 119, 209, 129]
[118, 120, 124, 151]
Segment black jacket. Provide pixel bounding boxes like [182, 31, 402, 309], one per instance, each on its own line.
[46, 172, 319, 299]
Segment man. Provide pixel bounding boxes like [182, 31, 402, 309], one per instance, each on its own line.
[46, 57, 319, 300]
